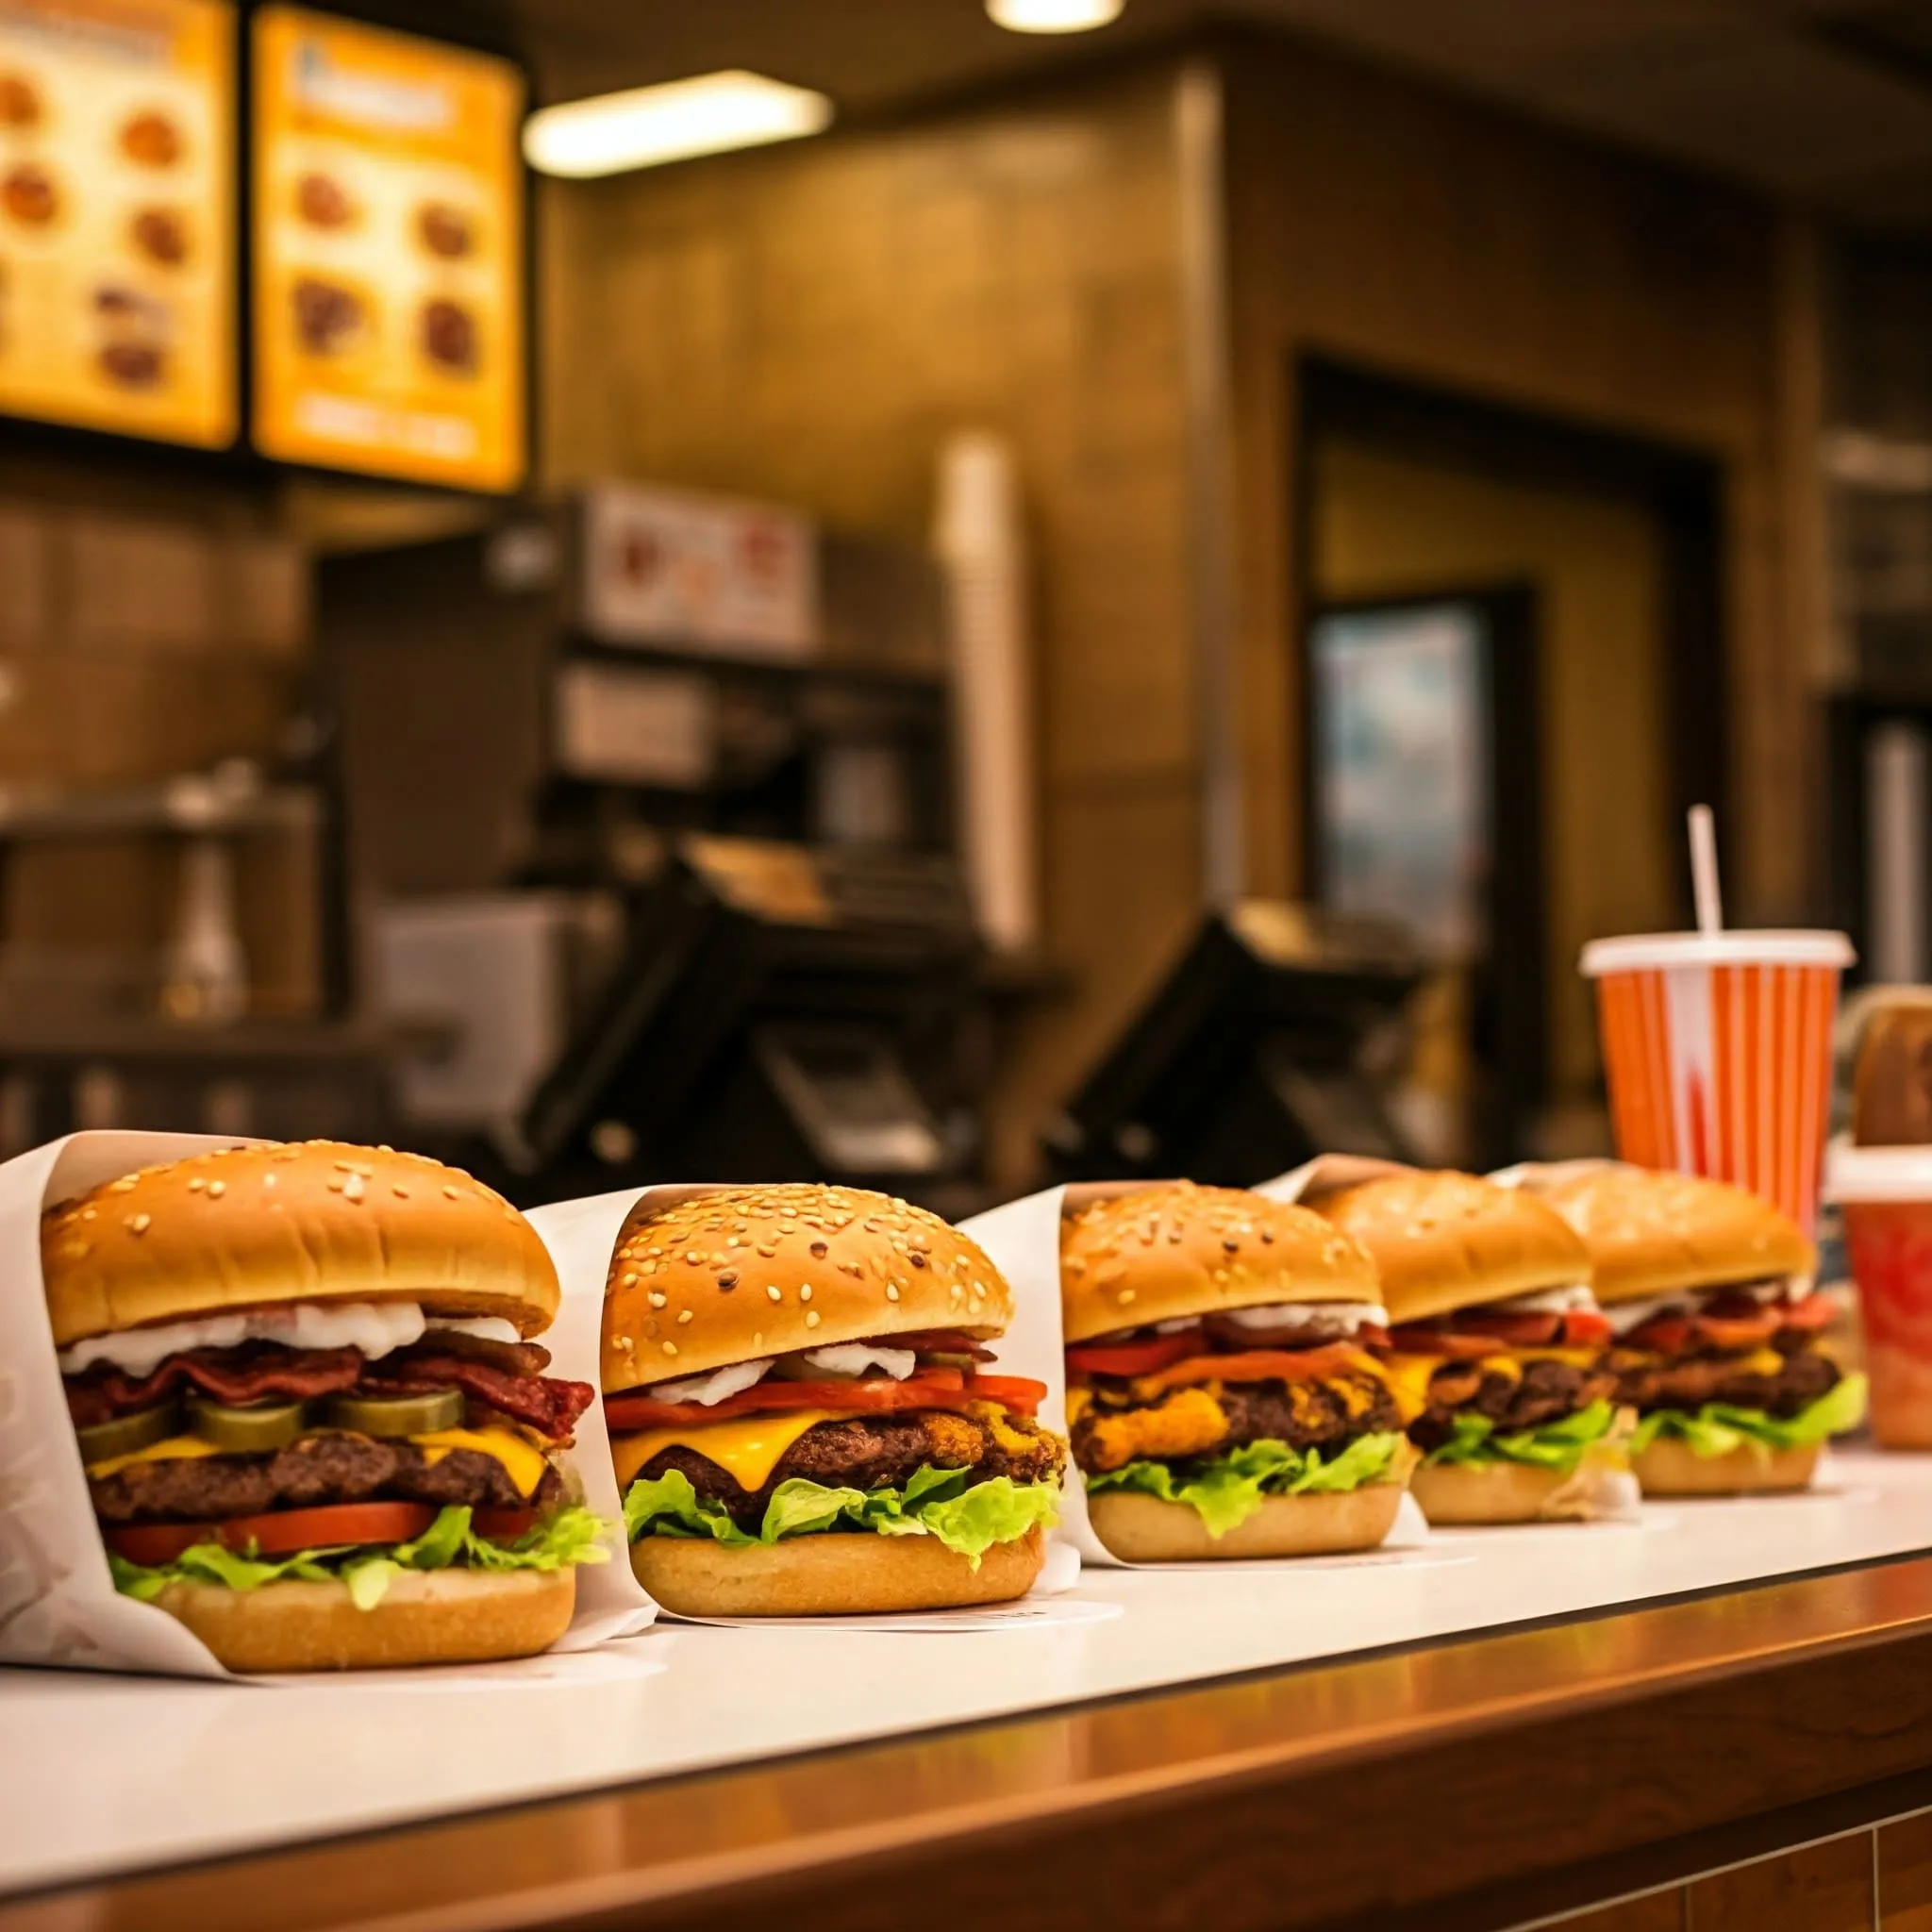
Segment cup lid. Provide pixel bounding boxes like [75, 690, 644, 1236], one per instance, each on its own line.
[1580, 930, 1856, 976]
[1826, 1142, 1932, 1203]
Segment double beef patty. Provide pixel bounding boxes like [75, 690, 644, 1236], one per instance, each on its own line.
[90, 1431, 561, 1524]
[1071, 1374, 1404, 1475]
[1408, 1357, 1617, 1455]
[1613, 1342, 1840, 1419]
[640, 1407, 1065, 1530]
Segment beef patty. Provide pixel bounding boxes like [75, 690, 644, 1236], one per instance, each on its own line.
[89, 1430, 562, 1524]
[637, 1406, 1065, 1529]
[1612, 1341, 1840, 1419]
[1407, 1357, 1618, 1455]
[1071, 1374, 1403, 1475]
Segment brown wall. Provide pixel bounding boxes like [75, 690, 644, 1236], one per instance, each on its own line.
[1222, 30, 1823, 927]
[541, 64, 1198, 1185]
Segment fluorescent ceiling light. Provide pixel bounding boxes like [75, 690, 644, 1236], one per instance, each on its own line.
[524, 71, 833, 178]
[987, 0, 1124, 31]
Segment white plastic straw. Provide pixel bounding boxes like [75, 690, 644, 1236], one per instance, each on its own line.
[1689, 804, 1724, 935]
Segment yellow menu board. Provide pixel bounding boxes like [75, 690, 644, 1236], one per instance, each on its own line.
[0, 0, 236, 447]
[251, 7, 525, 491]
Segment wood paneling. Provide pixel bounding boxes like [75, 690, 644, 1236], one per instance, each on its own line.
[1882, 1811, 1932, 1929]
[1687, 1835, 1874, 1931]
[1552, 1895, 1687, 1932]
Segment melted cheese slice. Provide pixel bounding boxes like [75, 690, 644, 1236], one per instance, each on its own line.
[1384, 1346, 1600, 1419]
[612, 1409, 840, 1492]
[84, 1435, 223, 1480]
[410, 1427, 549, 1499]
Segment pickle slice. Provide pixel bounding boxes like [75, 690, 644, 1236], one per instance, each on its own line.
[325, 1389, 464, 1437]
[75, 1398, 180, 1464]
[188, 1396, 310, 1453]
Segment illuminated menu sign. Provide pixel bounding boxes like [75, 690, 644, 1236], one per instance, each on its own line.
[0, 0, 236, 446]
[251, 7, 525, 491]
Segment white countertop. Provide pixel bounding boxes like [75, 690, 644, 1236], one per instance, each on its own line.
[6, 1446, 1932, 1900]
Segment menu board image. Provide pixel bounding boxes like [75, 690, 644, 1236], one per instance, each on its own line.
[251, 7, 525, 491]
[0, 0, 235, 446]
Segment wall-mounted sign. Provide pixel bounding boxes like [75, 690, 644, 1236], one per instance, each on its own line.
[250, 6, 525, 491]
[0, 0, 236, 446]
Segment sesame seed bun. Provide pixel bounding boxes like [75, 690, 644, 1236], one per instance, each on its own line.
[146, 1567, 575, 1673]
[1086, 1475, 1409, 1560]
[1310, 1170, 1591, 1324]
[41, 1141, 559, 1345]
[1531, 1165, 1813, 1307]
[631, 1524, 1046, 1616]
[1631, 1440, 1820, 1496]
[1059, 1183, 1380, 1345]
[601, 1185, 1013, 1392]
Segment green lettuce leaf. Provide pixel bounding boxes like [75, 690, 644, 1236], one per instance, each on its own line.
[624, 1465, 1060, 1568]
[1631, 1374, 1868, 1458]
[1423, 1400, 1619, 1474]
[108, 1504, 610, 1614]
[1084, 1430, 1408, 1540]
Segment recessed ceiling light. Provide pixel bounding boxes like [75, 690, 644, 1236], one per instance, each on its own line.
[524, 71, 833, 178]
[987, 0, 1124, 32]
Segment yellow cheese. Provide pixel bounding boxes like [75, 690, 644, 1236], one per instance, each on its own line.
[84, 1435, 223, 1481]
[410, 1427, 550, 1499]
[1385, 1354, 1446, 1413]
[1737, 1348, 1787, 1378]
[1064, 1388, 1092, 1426]
[612, 1409, 839, 1492]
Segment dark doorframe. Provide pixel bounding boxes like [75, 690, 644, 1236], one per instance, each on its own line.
[1291, 356, 1729, 1160]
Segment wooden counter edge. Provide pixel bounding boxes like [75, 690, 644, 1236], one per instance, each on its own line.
[13, 1555, 1932, 1932]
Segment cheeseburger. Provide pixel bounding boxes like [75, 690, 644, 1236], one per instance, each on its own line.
[605, 1186, 1065, 1616]
[1537, 1165, 1864, 1494]
[1312, 1170, 1624, 1524]
[46, 1142, 603, 1673]
[1061, 1183, 1416, 1560]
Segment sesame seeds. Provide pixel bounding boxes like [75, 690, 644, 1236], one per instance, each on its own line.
[718, 1272, 738, 1290]
[127, 1213, 151, 1234]
[886, 1284, 902, 1302]
[677, 1308, 693, 1324]
[767, 1285, 782, 1302]
[805, 1309, 821, 1328]
[443, 1186, 463, 1201]
[208, 1180, 227, 1199]
[188, 1177, 206, 1192]
[648, 1291, 667, 1308]
[661, 1341, 678, 1357]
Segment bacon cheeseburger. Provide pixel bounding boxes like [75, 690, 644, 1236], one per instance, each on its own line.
[1538, 1165, 1863, 1494]
[1312, 1170, 1625, 1524]
[604, 1186, 1065, 1616]
[46, 1142, 604, 1673]
[1061, 1183, 1416, 1560]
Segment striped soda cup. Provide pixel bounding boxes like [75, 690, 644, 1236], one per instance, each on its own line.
[1580, 931, 1855, 1233]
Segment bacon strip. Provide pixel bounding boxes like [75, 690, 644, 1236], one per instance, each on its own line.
[359, 1353, 594, 1441]
[65, 1345, 365, 1429]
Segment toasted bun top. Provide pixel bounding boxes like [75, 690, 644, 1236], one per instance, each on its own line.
[602, 1184, 1012, 1392]
[42, 1141, 559, 1345]
[1311, 1170, 1591, 1323]
[1059, 1182, 1379, 1344]
[1535, 1165, 1813, 1305]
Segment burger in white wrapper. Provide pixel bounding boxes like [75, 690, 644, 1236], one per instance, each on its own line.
[579, 1184, 1071, 1620]
[1258, 1158, 1639, 1525]
[960, 1180, 1425, 1568]
[0, 1132, 652, 1679]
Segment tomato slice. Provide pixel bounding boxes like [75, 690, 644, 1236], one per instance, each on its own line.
[1065, 1333, 1201, 1377]
[1129, 1343, 1374, 1394]
[1449, 1309, 1565, 1348]
[1388, 1325, 1498, 1359]
[1692, 1312, 1781, 1351]
[1777, 1296, 1836, 1332]
[103, 1501, 440, 1569]
[1559, 1310, 1612, 1347]
[473, 1507, 538, 1542]
[603, 1367, 1044, 1433]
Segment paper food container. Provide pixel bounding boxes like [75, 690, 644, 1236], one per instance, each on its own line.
[959, 1178, 1436, 1569]
[1257, 1157, 1639, 1524]
[542, 1183, 1088, 1626]
[0, 1132, 654, 1681]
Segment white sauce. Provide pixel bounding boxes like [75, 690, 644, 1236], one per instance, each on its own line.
[645, 1341, 920, 1407]
[800, 1342, 916, 1380]
[1603, 1276, 1808, 1337]
[1488, 1284, 1601, 1317]
[58, 1303, 522, 1379]
[1220, 1301, 1390, 1333]
[649, 1357, 775, 1407]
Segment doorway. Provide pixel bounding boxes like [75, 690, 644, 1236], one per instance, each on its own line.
[1294, 358, 1727, 1168]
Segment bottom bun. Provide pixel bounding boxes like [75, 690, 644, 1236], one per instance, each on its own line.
[632, 1526, 1046, 1617]
[1411, 1457, 1612, 1525]
[1088, 1482, 1406, 1561]
[1634, 1439, 1820, 1496]
[152, 1567, 576, 1673]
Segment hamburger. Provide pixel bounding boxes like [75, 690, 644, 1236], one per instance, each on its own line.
[604, 1185, 1065, 1616]
[1061, 1183, 1417, 1560]
[1536, 1165, 1865, 1494]
[1311, 1170, 1624, 1524]
[46, 1141, 604, 1672]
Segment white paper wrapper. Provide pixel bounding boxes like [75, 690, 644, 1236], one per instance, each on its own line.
[541, 1183, 1081, 1624]
[958, 1181, 1427, 1567]
[1259, 1157, 1641, 1524]
[0, 1132, 652, 1681]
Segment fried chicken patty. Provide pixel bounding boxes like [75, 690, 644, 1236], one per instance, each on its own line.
[89, 1430, 563, 1524]
[1407, 1357, 1617, 1454]
[637, 1406, 1065, 1527]
[1611, 1341, 1840, 1419]
[1072, 1374, 1403, 1475]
